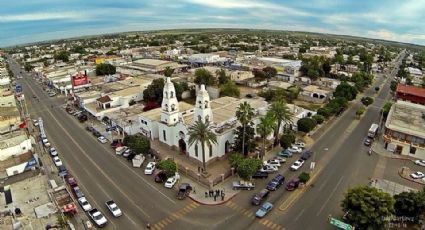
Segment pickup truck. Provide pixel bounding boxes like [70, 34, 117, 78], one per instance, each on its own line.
[132, 154, 145, 168]
[232, 181, 255, 190]
[88, 208, 107, 228]
[105, 200, 122, 217]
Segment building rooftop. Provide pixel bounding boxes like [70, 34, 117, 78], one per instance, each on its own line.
[385, 100, 425, 139]
[302, 85, 331, 94]
[268, 81, 293, 90]
[96, 95, 112, 103]
[0, 132, 28, 149]
[0, 106, 20, 117]
[141, 102, 194, 122]
[106, 105, 146, 126]
[133, 59, 172, 66]
[110, 86, 142, 98]
[396, 84, 425, 98]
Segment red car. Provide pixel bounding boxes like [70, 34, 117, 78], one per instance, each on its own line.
[67, 176, 78, 188]
[285, 178, 300, 191]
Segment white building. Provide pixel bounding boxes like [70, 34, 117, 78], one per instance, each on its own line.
[138, 77, 268, 163]
[188, 54, 221, 64]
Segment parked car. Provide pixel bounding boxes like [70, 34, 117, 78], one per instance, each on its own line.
[93, 131, 102, 138]
[78, 197, 92, 212]
[364, 138, 373, 146]
[49, 147, 58, 156]
[78, 114, 88, 122]
[164, 175, 179, 188]
[415, 160, 425, 167]
[266, 174, 285, 191]
[293, 141, 306, 149]
[154, 170, 167, 183]
[110, 139, 123, 149]
[122, 149, 132, 158]
[259, 165, 279, 173]
[177, 183, 192, 200]
[300, 150, 313, 161]
[115, 146, 128, 155]
[33, 119, 39, 126]
[263, 159, 281, 168]
[58, 165, 68, 177]
[86, 126, 95, 132]
[285, 178, 301, 191]
[88, 208, 108, 228]
[232, 181, 255, 190]
[255, 202, 273, 218]
[105, 200, 122, 217]
[290, 159, 305, 171]
[272, 157, 286, 164]
[144, 162, 156, 175]
[98, 136, 107, 144]
[410, 171, 425, 179]
[72, 186, 84, 199]
[42, 138, 51, 147]
[277, 149, 293, 158]
[53, 156, 63, 167]
[287, 146, 303, 153]
[126, 153, 136, 161]
[252, 171, 269, 179]
[251, 189, 270, 205]
[67, 176, 78, 187]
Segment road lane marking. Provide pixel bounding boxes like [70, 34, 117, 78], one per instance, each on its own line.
[157, 221, 165, 228]
[316, 175, 344, 216]
[23, 77, 177, 205]
[294, 208, 305, 222]
[22, 80, 153, 221]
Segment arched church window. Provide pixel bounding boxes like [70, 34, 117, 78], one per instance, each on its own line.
[171, 104, 176, 111]
[170, 92, 174, 98]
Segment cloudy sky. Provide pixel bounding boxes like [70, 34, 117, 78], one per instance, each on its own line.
[1, 0, 425, 47]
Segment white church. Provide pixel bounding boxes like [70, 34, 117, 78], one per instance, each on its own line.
[138, 77, 269, 163]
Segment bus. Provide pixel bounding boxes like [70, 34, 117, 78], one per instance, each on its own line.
[368, 123, 379, 138]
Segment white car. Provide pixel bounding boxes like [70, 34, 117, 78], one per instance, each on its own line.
[410, 171, 425, 179]
[97, 136, 107, 144]
[263, 159, 281, 167]
[78, 197, 92, 212]
[259, 165, 279, 173]
[415, 160, 425, 167]
[49, 147, 58, 156]
[105, 200, 122, 217]
[164, 177, 178, 188]
[42, 139, 51, 147]
[53, 156, 63, 167]
[293, 142, 306, 149]
[33, 119, 39, 126]
[290, 159, 305, 171]
[144, 162, 156, 175]
[287, 146, 303, 153]
[88, 209, 108, 227]
[272, 157, 287, 164]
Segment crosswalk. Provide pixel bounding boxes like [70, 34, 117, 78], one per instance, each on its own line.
[151, 202, 201, 230]
[225, 201, 285, 230]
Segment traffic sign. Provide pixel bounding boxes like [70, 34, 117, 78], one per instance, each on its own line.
[15, 84, 22, 93]
[330, 218, 354, 230]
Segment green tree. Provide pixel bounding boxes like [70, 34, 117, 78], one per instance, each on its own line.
[297, 117, 317, 133]
[228, 152, 244, 169]
[390, 80, 399, 92]
[173, 81, 189, 100]
[312, 114, 325, 124]
[188, 120, 217, 173]
[263, 66, 277, 79]
[394, 190, 425, 222]
[233, 123, 257, 156]
[253, 70, 266, 80]
[341, 186, 394, 230]
[56, 214, 68, 228]
[143, 78, 165, 103]
[96, 63, 116, 75]
[123, 135, 151, 154]
[269, 99, 293, 146]
[361, 97, 374, 107]
[194, 68, 215, 86]
[298, 172, 310, 183]
[256, 113, 276, 160]
[236, 158, 262, 180]
[236, 102, 255, 156]
[216, 69, 230, 85]
[381, 102, 393, 118]
[356, 106, 366, 117]
[164, 66, 174, 77]
[24, 63, 33, 72]
[279, 133, 295, 149]
[157, 159, 177, 178]
[54, 50, 69, 62]
[334, 82, 358, 101]
[220, 81, 240, 97]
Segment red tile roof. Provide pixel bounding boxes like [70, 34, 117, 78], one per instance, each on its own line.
[396, 84, 425, 97]
[96, 95, 112, 103]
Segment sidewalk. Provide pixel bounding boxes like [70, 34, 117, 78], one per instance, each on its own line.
[371, 141, 417, 161]
[182, 173, 239, 205]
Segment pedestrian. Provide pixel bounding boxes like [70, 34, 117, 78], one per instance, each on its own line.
[193, 187, 196, 194]
[198, 166, 200, 173]
[213, 195, 216, 201]
[221, 194, 224, 201]
[221, 190, 224, 196]
[205, 191, 208, 198]
[209, 190, 212, 197]
[146, 223, 151, 229]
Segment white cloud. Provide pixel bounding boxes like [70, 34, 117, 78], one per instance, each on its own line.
[0, 12, 85, 22]
[184, 0, 277, 9]
[366, 29, 425, 44]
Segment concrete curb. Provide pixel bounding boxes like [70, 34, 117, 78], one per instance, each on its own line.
[188, 191, 239, 205]
[398, 168, 425, 186]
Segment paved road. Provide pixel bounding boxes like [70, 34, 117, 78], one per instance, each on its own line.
[6, 52, 410, 230]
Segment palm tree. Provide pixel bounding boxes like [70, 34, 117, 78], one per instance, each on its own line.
[269, 99, 293, 146]
[257, 113, 276, 160]
[188, 120, 217, 173]
[164, 66, 174, 77]
[236, 102, 255, 156]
